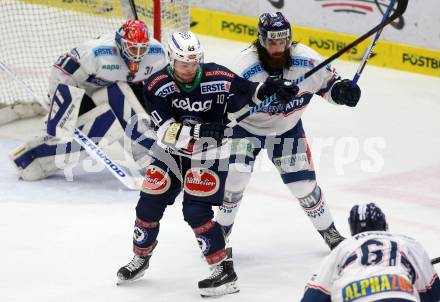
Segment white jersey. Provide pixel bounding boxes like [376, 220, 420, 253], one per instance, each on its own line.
[229, 43, 340, 136]
[302, 231, 440, 302]
[49, 33, 168, 97]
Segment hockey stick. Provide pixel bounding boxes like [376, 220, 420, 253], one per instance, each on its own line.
[0, 61, 140, 190]
[227, 0, 408, 127]
[352, 0, 396, 86]
[120, 0, 139, 20]
[432, 257, 440, 265]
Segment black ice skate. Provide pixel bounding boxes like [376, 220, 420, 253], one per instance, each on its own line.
[319, 223, 345, 250]
[198, 258, 239, 298]
[116, 240, 157, 285]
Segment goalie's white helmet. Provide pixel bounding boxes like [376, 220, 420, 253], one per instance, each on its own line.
[167, 31, 204, 66]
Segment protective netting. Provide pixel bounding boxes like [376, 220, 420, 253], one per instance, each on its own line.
[0, 0, 189, 106]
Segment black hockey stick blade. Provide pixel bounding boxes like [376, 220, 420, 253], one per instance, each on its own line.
[302, 0, 408, 82]
[432, 257, 440, 265]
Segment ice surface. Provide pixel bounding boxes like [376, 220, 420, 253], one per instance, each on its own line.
[1, 35, 439, 302]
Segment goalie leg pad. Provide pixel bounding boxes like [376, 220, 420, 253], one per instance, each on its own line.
[47, 83, 84, 138]
[9, 135, 83, 181]
[9, 105, 122, 181]
[100, 82, 155, 150]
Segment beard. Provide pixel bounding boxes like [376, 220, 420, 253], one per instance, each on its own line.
[254, 40, 291, 71]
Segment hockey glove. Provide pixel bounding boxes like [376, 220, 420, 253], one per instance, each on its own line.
[331, 79, 361, 107]
[193, 122, 228, 143]
[257, 76, 299, 105]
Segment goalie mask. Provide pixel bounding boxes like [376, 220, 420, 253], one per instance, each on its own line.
[115, 19, 149, 63]
[348, 203, 388, 236]
[167, 31, 204, 68]
[258, 12, 292, 49]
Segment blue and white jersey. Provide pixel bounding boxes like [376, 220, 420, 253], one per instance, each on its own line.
[301, 231, 440, 302]
[229, 43, 340, 136]
[49, 33, 168, 97]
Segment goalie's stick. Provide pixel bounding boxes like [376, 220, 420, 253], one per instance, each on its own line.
[0, 60, 140, 190]
[227, 0, 408, 128]
[432, 257, 440, 265]
[352, 0, 396, 86]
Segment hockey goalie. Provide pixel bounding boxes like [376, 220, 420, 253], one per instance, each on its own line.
[7, 19, 168, 182]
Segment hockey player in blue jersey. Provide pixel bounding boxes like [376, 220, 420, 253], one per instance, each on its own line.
[116, 31, 298, 297]
[301, 203, 440, 302]
[215, 12, 362, 250]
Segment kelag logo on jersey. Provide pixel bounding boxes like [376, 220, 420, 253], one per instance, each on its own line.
[291, 56, 315, 68]
[93, 46, 118, 57]
[200, 81, 231, 94]
[172, 98, 212, 112]
[155, 82, 180, 97]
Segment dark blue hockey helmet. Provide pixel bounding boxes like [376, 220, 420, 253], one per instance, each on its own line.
[348, 203, 388, 235]
[258, 12, 292, 48]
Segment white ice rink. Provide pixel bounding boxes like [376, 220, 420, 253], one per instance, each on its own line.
[1, 35, 439, 302]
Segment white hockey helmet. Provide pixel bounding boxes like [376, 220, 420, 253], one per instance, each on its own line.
[167, 31, 204, 67]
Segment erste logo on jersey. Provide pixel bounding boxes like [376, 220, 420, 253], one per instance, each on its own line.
[93, 46, 118, 57]
[172, 98, 212, 112]
[200, 81, 231, 94]
[141, 166, 171, 194]
[184, 169, 220, 197]
[242, 63, 264, 80]
[155, 82, 180, 97]
[291, 56, 315, 68]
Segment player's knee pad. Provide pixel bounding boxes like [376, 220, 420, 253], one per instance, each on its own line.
[182, 199, 214, 228]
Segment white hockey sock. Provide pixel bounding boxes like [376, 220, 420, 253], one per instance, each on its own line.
[287, 180, 333, 231]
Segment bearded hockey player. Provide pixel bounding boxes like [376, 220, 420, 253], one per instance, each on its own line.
[216, 12, 362, 250]
[301, 203, 440, 302]
[116, 31, 298, 297]
[9, 19, 167, 181]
